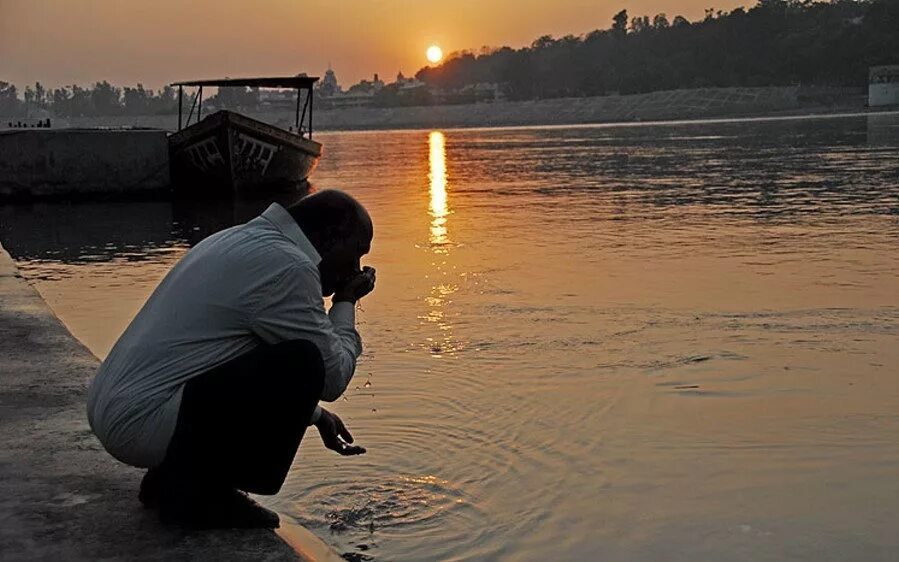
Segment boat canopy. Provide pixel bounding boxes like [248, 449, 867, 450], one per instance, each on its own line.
[171, 75, 320, 136]
[171, 76, 319, 89]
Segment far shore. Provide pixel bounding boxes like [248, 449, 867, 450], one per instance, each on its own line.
[8, 85, 884, 133]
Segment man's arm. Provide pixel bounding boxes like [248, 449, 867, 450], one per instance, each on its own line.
[251, 261, 362, 402]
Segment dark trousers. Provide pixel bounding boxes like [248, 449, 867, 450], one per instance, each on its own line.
[159, 339, 325, 495]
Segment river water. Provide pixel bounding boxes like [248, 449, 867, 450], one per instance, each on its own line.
[2, 113, 899, 561]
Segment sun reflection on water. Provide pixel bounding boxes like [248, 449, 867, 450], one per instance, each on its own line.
[423, 131, 461, 357]
[428, 131, 449, 250]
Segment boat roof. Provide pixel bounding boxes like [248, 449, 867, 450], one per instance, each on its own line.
[171, 76, 319, 88]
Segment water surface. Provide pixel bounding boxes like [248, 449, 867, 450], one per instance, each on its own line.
[3, 113, 899, 561]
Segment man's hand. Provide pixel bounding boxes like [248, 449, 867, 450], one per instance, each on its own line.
[314, 407, 366, 456]
[333, 266, 376, 303]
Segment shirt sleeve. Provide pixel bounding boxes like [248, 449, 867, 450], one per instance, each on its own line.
[251, 260, 363, 402]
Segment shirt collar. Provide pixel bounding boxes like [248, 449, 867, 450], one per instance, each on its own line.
[260, 203, 322, 265]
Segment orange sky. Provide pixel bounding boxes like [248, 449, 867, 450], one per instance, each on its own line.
[1, 0, 747, 91]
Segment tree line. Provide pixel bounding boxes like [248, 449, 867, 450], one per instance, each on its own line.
[2, 0, 897, 117]
[0, 81, 181, 118]
[416, 0, 899, 99]
[0, 80, 265, 118]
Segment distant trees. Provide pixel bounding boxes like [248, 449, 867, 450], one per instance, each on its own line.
[90, 81, 121, 115]
[0, 80, 180, 117]
[0, 82, 21, 116]
[372, 83, 433, 107]
[23, 82, 47, 110]
[2, 0, 898, 116]
[611, 9, 628, 37]
[416, 0, 899, 100]
[122, 84, 148, 114]
[206, 86, 259, 111]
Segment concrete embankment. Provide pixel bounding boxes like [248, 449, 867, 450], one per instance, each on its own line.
[0, 243, 337, 561]
[0, 129, 169, 200]
[312, 85, 862, 130]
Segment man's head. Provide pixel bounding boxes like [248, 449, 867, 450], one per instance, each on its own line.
[287, 189, 373, 296]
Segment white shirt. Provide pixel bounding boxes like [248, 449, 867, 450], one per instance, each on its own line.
[87, 203, 362, 468]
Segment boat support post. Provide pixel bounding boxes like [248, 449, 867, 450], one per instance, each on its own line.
[298, 88, 310, 137]
[178, 85, 183, 130]
[294, 87, 302, 133]
[185, 89, 199, 126]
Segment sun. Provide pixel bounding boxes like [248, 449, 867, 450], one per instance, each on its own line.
[426, 45, 443, 64]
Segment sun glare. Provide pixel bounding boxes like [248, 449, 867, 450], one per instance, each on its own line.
[426, 45, 443, 64]
[428, 131, 448, 249]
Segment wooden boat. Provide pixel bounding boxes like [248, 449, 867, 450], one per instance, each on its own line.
[168, 76, 322, 194]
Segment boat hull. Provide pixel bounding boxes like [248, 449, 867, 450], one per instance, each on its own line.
[168, 110, 322, 195]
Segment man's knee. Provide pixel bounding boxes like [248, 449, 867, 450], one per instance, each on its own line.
[267, 340, 325, 390]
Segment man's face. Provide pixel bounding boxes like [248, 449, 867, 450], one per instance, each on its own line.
[319, 234, 371, 296]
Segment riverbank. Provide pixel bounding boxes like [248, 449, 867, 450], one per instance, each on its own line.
[314, 85, 868, 131]
[44, 85, 871, 132]
[0, 243, 338, 561]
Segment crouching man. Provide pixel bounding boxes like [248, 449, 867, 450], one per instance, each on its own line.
[87, 189, 376, 529]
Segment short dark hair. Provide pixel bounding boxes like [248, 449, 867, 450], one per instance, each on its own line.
[287, 189, 372, 253]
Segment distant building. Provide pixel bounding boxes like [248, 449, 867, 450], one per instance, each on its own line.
[319, 65, 341, 98]
[324, 75, 374, 109]
[869, 66, 899, 107]
[322, 74, 385, 109]
[328, 91, 375, 109]
[470, 82, 504, 102]
[257, 89, 296, 110]
[371, 74, 385, 92]
[395, 71, 424, 91]
[431, 82, 503, 105]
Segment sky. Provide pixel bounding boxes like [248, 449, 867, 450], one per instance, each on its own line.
[1, 0, 747, 92]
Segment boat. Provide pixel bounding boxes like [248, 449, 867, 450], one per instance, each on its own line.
[168, 76, 322, 195]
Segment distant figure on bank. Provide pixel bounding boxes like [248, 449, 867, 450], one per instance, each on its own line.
[87, 190, 376, 529]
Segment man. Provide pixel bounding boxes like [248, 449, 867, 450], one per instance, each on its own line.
[87, 189, 376, 529]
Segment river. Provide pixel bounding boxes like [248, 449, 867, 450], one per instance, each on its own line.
[2, 112, 898, 561]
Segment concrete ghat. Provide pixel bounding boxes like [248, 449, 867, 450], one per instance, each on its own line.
[0, 129, 170, 200]
[0, 243, 340, 561]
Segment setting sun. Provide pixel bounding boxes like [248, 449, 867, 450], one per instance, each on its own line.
[426, 45, 443, 64]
